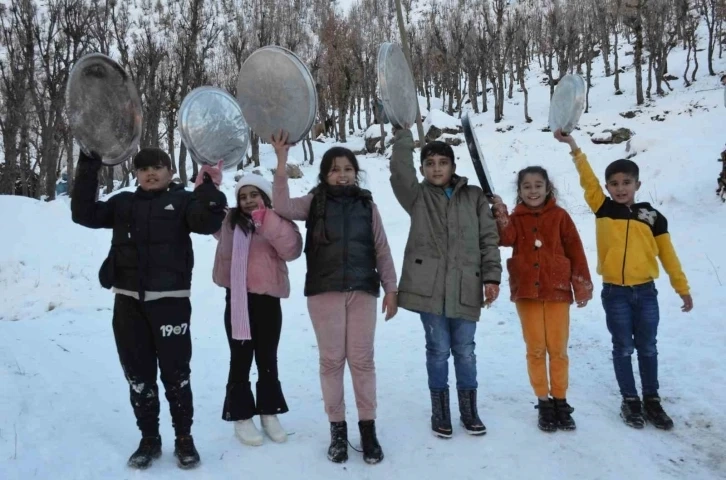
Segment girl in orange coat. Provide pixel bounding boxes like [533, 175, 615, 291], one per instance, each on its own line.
[490, 166, 593, 433]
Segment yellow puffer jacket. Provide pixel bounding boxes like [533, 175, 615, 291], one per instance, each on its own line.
[572, 149, 690, 295]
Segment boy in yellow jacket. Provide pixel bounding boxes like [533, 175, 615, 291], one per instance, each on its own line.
[555, 130, 693, 431]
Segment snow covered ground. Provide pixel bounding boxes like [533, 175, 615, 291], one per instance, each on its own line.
[2, 36, 726, 480]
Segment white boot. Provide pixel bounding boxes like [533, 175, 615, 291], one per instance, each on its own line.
[234, 419, 264, 446]
[261, 415, 288, 443]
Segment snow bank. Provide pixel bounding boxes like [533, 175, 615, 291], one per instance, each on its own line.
[423, 108, 460, 132]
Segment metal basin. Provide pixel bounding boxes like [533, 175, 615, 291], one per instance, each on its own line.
[236, 46, 317, 144]
[65, 53, 142, 165]
[377, 42, 418, 128]
[548, 74, 586, 134]
[179, 86, 250, 169]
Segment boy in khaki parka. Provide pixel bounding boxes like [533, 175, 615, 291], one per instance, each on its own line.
[389, 127, 502, 438]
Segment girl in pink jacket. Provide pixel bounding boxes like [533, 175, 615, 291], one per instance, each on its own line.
[271, 130, 398, 465]
[212, 174, 302, 447]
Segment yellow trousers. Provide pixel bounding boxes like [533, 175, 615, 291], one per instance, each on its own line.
[515, 299, 571, 399]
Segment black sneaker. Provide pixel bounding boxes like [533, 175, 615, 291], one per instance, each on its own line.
[535, 398, 558, 432]
[358, 420, 384, 464]
[327, 421, 348, 463]
[643, 395, 674, 430]
[620, 397, 645, 429]
[174, 435, 200, 469]
[127, 436, 162, 469]
[553, 398, 576, 431]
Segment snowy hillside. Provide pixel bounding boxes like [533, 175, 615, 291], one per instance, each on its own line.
[2, 27, 726, 480]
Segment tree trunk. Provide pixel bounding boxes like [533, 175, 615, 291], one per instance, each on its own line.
[425, 78, 431, 112]
[179, 144, 189, 184]
[306, 136, 314, 165]
[250, 133, 260, 167]
[519, 59, 531, 123]
[684, 33, 692, 87]
[507, 55, 515, 99]
[348, 95, 355, 134]
[646, 54, 653, 99]
[338, 105, 347, 143]
[167, 112, 177, 173]
[19, 121, 30, 197]
[613, 23, 621, 92]
[481, 68, 488, 112]
[65, 132, 74, 196]
[496, 70, 505, 122]
[0, 126, 18, 195]
[303, 134, 309, 164]
[602, 20, 612, 77]
[585, 43, 593, 113]
[633, 17, 645, 105]
[468, 69, 479, 113]
[692, 32, 699, 82]
[546, 51, 555, 96]
[356, 95, 362, 131]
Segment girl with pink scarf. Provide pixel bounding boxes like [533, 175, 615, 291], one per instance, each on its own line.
[212, 174, 302, 447]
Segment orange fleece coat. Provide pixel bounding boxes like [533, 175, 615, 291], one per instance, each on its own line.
[494, 198, 593, 304]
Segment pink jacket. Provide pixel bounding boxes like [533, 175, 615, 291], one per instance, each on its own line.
[213, 209, 303, 298]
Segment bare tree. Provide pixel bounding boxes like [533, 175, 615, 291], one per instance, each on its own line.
[700, 0, 719, 75]
[0, 2, 30, 195]
[624, 0, 646, 105]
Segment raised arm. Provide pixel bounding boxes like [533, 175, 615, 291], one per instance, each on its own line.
[71, 152, 118, 229]
[271, 130, 313, 221]
[554, 130, 606, 213]
[389, 129, 421, 214]
[273, 173, 313, 221]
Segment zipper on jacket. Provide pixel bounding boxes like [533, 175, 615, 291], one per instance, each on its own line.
[621, 206, 631, 285]
[342, 200, 349, 289]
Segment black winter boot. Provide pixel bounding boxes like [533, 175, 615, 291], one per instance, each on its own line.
[327, 421, 348, 463]
[535, 398, 558, 432]
[457, 389, 487, 435]
[643, 395, 674, 430]
[429, 389, 453, 438]
[127, 435, 162, 469]
[620, 396, 646, 429]
[173, 435, 200, 469]
[553, 398, 576, 431]
[358, 420, 384, 464]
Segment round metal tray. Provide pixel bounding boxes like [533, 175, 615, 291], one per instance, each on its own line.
[377, 42, 418, 128]
[179, 86, 250, 169]
[65, 53, 142, 165]
[236, 46, 317, 144]
[548, 74, 586, 134]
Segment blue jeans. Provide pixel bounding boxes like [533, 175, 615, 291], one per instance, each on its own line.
[420, 313, 478, 391]
[601, 282, 660, 398]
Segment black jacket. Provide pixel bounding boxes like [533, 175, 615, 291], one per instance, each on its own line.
[304, 186, 380, 297]
[71, 157, 226, 299]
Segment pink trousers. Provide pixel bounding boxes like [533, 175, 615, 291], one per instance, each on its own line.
[307, 291, 378, 422]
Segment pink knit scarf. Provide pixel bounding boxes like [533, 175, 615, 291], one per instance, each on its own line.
[230, 226, 252, 340]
